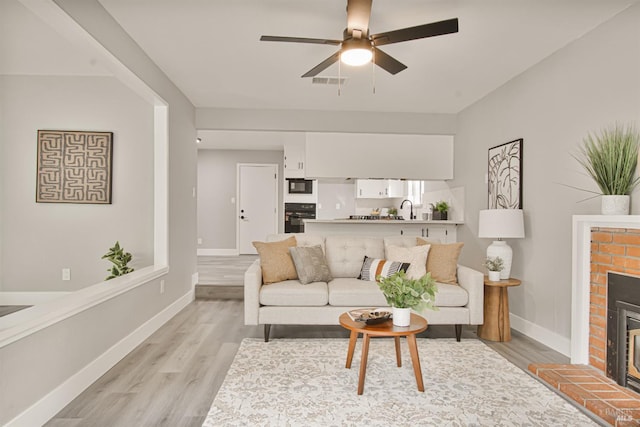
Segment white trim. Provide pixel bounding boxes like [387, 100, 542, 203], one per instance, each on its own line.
[0, 292, 71, 305]
[572, 215, 640, 364]
[0, 266, 169, 348]
[510, 313, 571, 357]
[5, 290, 193, 427]
[197, 248, 240, 256]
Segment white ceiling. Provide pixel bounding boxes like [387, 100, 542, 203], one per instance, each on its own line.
[3, 0, 638, 151]
[98, 0, 638, 114]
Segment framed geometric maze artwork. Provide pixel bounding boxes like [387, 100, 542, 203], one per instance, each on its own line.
[487, 138, 523, 209]
[36, 130, 113, 204]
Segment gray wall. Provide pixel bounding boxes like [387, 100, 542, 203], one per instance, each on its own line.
[0, 0, 197, 423]
[0, 75, 154, 292]
[452, 4, 640, 346]
[197, 149, 284, 250]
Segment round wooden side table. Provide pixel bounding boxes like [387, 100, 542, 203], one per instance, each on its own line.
[477, 277, 521, 342]
[339, 312, 428, 395]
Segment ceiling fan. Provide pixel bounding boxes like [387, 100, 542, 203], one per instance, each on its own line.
[260, 0, 459, 78]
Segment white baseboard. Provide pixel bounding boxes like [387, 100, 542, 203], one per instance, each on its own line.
[510, 313, 571, 357]
[191, 272, 199, 288]
[197, 248, 239, 256]
[0, 292, 71, 305]
[6, 290, 194, 427]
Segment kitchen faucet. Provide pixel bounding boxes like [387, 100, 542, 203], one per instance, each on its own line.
[400, 199, 415, 220]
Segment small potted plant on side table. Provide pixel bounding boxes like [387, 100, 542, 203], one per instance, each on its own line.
[377, 271, 438, 326]
[430, 201, 450, 220]
[484, 256, 504, 281]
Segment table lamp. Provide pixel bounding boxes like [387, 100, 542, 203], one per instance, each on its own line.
[478, 209, 525, 279]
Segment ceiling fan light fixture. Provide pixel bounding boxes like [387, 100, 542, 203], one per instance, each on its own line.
[340, 36, 372, 66]
[340, 47, 372, 66]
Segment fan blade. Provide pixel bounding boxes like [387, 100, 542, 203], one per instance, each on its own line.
[371, 18, 459, 46]
[373, 48, 407, 75]
[260, 35, 341, 46]
[346, 0, 372, 35]
[301, 51, 341, 78]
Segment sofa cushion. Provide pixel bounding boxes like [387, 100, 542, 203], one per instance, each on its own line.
[289, 245, 333, 285]
[417, 238, 464, 285]
[328, 278, 388, 306]
[358, 256, 410, 281]
[260, 280, 328, 306]
[434, 282, 469, 307]
[325, 236, 385, 278]
[253, 236, 298, 284]
[385, 244, 431, 280]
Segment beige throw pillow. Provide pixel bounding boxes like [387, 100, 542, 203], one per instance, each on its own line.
[385, 244, 431, 280]
[289, 245, 333, 285]
[417, 238, 464, 284]
[252, 236, 298, 284]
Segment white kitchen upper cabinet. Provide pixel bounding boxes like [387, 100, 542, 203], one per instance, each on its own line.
[387, 180, 406, 198]
[283, 133, 305, 178]
[356, 180, 387, 198]
[356, 179, 406, 198]
[305, 133, 454, 180]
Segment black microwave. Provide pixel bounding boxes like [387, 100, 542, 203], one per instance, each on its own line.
[287, 179, 313, 194]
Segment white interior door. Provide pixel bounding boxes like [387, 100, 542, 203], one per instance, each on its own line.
[238, 164, 278, 254]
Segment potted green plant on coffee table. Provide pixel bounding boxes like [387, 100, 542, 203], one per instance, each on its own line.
[377, 271, 438, 326]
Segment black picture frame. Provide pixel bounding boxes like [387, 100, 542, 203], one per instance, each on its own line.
[488, 138, 523, 209]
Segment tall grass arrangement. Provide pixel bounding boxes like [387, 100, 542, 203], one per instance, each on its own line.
[573, 124, 640, 195]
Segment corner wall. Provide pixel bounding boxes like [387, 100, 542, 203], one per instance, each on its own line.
[452, 4, 640, 352]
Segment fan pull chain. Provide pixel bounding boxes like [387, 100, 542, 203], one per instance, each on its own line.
[338, 58, 341, 96]
[372, 48, 376, 94]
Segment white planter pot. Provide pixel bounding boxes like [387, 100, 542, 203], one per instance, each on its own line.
[393, 307, 411, 326]
[488, 271, 501, 281]
[601, 195, 630, 215]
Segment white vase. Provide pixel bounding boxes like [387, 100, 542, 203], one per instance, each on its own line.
[393, 307, 411, 326]
[488, 271, 501, 281]
[601, 195, 630, 215]
[487, 240, 512, 280]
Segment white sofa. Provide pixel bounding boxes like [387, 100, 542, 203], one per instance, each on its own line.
[244, 234, 484, 341]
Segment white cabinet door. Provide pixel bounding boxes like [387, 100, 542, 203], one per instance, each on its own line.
[356, 180, 387, 198]
[284, 142, 305, 178]
[387, 180, 406, 198]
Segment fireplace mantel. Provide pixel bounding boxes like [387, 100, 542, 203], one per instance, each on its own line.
[572, 215, 640, 364]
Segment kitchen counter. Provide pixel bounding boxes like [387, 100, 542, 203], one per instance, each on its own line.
[305, 219, 464, 225]
[303, 219, 462, 242]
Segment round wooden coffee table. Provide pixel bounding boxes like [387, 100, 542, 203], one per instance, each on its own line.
[339, 312, 428, 395]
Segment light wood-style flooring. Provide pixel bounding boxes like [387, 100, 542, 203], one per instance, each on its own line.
[46, 256, 570, 426]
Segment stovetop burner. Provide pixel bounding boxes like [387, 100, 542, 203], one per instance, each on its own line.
[348, 215, 404, 220]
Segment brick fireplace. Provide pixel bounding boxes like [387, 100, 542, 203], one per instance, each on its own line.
[589, 227, 640, 375]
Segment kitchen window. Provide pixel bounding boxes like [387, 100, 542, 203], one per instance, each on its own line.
[406, 180, 424, 206]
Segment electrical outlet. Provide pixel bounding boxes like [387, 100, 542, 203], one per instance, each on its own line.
[197, 237, 203, 244]
[160, 280, 165, 294]
[336, 203, 341, 210]
[62, 268, 71, 281]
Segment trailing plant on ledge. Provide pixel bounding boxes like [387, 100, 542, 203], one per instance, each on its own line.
[102, 241, 134, 280]
[573, 124, 640, 196]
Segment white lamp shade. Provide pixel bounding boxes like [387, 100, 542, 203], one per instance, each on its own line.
[478, 209, 525, 239]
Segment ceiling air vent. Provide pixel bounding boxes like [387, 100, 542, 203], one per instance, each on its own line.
[312, 76, 348, 85]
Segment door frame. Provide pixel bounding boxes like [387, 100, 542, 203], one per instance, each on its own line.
[236, 163, 279, 253]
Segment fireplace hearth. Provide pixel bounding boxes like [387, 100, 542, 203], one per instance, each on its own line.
[607, 272, 640, 392]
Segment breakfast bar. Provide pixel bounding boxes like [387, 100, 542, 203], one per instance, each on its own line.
[304, 219, 462, 243]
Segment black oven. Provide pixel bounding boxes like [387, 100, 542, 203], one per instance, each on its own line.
[287, 179, 313, 194]
[285, 203, 316, 233]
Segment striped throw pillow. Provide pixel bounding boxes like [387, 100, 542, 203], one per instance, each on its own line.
[358, 256, 410, 282]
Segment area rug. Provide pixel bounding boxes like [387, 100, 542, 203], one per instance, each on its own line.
[203, 338, 597, 426]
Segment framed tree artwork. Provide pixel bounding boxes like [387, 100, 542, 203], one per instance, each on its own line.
[488, 138, 523, 209]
